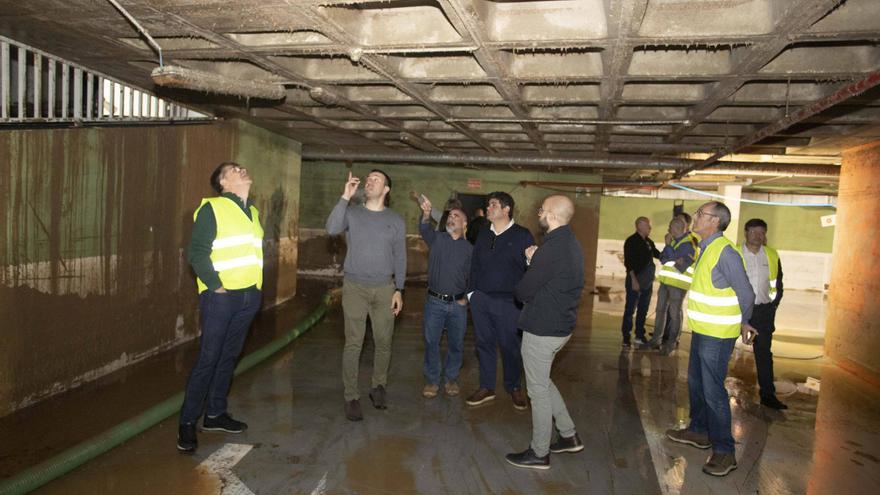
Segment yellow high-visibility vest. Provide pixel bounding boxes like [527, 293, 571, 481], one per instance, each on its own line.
[656, 236, 695, 290]
[195, 197, 263, 294]
[687, 235, 744, 338]
[735, 245, 781, 302]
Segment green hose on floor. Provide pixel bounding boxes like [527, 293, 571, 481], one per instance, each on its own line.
[0, 290, 337, 495]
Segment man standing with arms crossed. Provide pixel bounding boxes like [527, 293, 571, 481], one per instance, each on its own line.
[506, 195, 585, 470]
[418, 198, 472, 398]
[739, 218, 787, 410]
[178, 162, 263, 453]
[466, 192, 534, 410]
[327, 170, 406, 421]
[666, 201, 756, 477]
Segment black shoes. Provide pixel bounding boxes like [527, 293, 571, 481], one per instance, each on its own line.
[505, 448, 550, 470]
[345, 399, 364, 421]
[761, 395, 788, 410]
[549, 433, 584, 454]
[369, 385, 387, 409]
[177, 423, 197, 453]
[203, 413, 248, 433]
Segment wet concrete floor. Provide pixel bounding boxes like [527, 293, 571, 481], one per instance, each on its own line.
[2, 278, 879, 494]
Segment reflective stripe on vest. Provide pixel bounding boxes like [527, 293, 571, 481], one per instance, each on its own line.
[195, 197, 264, 293]
[656, 236, 695, 290]
[766, 246, 779, 301]
[687, 235, 743, 338]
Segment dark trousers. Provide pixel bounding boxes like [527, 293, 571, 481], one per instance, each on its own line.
[687, 332, 737, 454]
[750, 303, 778, 399]
[180, 287, 261, 425]
[621, 277, 653, 343]
[470, 291, 523, 393]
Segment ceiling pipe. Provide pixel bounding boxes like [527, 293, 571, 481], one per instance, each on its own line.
[674, 70, 880, 179]
[301, 150, 840, 176]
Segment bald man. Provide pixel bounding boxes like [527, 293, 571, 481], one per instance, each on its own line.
[506, 195, 585, 470]
[622, 216, 661, 347]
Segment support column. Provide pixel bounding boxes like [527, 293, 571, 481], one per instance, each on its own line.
[718, 184, 742, 245]
[825, 141, 880, 383]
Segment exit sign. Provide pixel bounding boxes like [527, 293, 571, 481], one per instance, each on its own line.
[467, 178, 482, 189]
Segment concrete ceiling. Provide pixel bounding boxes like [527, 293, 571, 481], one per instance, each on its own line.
[2, 0, 880, 191]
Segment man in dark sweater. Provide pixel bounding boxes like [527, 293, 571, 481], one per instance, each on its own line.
[466, 192, 534, 410]
[326, 170, 406, 421]
[621, 216, 661, 347]
[506, 195, 585, 470]
[418, 197, 473, 398]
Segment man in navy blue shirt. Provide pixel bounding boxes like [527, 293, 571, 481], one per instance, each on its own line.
[466, 192, 535, 410]
[418, 197, 473, 398]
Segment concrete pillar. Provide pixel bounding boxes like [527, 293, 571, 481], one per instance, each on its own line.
[825, 140, 880, 383]
[718, 184, 742, 245]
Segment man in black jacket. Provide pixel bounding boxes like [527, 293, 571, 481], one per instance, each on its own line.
[505, 195, 585, 470]
[621, 216, 660, 347]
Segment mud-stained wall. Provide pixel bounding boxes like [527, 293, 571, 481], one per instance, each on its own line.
[0, 119, 301, 417]
[825, 141, 880, 382]
[298, 162, 601, 291]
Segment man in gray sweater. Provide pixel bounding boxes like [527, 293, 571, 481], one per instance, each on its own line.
[326, 170, 406, 421]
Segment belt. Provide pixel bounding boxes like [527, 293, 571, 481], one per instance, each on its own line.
[428, 289, 466, 302]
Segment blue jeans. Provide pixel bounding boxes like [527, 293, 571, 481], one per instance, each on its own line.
[180, 287, 261, 425]
[621, 277, 653, 342]
[422, 295, 468, 385]
[470, 291, 523, 392]
[687, 332, 737, 454]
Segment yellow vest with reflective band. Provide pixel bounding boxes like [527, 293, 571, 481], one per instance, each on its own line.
[195, 197, 264, 294]
[656, 236, 695, 290]
[687, 235, 744, 338]
[735, 245, 780, 302]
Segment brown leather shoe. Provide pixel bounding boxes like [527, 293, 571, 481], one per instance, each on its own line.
[345, 399, 363, 421]
[703, 452, 737, 476]
[444, 381, 460, 397]
[465, 388, 496, 406]
[511, 387, 528, 410]
[422, 384, 439, 399]
[665, 428, 710, 449]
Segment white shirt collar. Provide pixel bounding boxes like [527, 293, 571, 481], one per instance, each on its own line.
[490, 217, 515, 235]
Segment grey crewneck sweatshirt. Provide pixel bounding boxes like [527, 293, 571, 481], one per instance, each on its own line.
[326, 197, 407, 290]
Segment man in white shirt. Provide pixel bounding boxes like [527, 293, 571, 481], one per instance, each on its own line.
[741, 218, 787, 410]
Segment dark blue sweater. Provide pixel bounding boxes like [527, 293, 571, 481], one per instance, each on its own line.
[469, 222, 534, 298]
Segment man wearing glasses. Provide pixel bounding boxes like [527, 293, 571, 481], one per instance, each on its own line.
[466, 192, 534, 410]
[178, 162, 263, 453]
[666, 201, 757, 477]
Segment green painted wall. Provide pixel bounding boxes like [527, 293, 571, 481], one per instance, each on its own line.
[598, 196, 835, 253]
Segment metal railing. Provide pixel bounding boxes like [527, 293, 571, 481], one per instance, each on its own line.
[0, 35, 212, 125]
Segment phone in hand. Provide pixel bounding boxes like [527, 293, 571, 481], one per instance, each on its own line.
[418, 194, 429, 207]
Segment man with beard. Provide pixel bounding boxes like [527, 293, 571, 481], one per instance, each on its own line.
[418, 198, 472, 398]
[326, 170, 406, 421]
[506, 195, 585, 470]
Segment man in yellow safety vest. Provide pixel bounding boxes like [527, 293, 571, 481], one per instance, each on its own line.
[739, 218, 787, 410]
[178, 162, 264, 453]
[665, 201, 757, 477]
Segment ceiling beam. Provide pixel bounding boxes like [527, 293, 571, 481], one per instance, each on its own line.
[675, 70, 880, 178]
